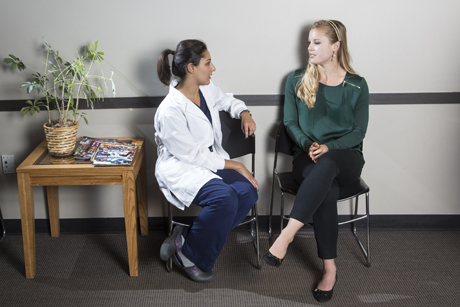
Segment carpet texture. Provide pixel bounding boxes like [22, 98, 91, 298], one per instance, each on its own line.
[0, 230, 459, 306]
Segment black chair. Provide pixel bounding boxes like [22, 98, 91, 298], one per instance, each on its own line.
[165, 111, 261, 271]
[0, 206, 5, 242]
[268, 122, 371, 267]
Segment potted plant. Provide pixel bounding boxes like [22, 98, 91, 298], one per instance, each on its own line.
[3, 39, 115, 156]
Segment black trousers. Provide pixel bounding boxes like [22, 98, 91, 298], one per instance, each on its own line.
[291, 150, 362, 259]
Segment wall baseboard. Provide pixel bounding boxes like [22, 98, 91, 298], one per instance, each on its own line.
[3, 215, 460, 235]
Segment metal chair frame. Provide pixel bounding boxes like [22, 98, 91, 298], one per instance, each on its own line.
[268, 122, 371, 267]
[165, 111, 261, 271]
[0, 207, 5, 243]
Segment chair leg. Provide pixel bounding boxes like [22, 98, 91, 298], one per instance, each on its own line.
[268, 174, 276, 245]
[280, 191, 285, 237]
[255, 206, 261, 268]
[352, 194, 359, 233]
[365, 192, 371, 267]
[168, 202, 173, 236]
[165, 203, 190, 272]
[166, 202, 174, 272]
[249, 204, 262, 269]
[0, 207, 5, 243]
[351, 193, 371, 267]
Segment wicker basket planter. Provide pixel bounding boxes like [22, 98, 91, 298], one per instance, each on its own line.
[43, 121, 79, 157]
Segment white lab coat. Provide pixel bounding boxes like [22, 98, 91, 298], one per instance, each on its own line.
[154, 81, 247, 210]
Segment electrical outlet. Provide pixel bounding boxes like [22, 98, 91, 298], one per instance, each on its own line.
[2, 155, 15, 173]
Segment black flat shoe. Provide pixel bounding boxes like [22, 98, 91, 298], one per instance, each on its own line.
[160, 226, 184, 261]
[263, 250, 284, 267]
[314, 275, 337, 303]
[172, 253, 216, 283]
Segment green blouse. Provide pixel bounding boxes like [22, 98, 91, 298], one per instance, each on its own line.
[283, 68, 369, 166]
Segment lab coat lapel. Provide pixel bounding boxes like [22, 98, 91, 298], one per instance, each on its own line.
[184, 100, 209, 123]
[169, 84, 209, 123]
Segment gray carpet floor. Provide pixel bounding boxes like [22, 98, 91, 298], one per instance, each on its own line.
[0, 230, 459, 306]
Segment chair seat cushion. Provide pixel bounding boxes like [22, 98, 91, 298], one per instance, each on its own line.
[338, 178, 369, 201]
[278, 172, 300, 195]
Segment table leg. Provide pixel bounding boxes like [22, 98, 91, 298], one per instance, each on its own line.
[17, 173, 36, 279]
[123, 170, 139, 277]
[46, 186, 60, 237]
[137, 158, 148, 236]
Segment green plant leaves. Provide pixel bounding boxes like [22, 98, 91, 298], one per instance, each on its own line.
[6, 39, 115, 125]
[20, 99, 44, 117]
[3, 55, 26, 71]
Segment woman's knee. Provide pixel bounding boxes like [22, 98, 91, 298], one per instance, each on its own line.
[246, 181, 259, 202]
[314, 152, 340, 175]
[211, 186, 239, 213]
[316, 152, 338, 166]
[239, 181, 259, 206]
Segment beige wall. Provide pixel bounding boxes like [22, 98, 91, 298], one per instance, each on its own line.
[0, 0, 459, 219]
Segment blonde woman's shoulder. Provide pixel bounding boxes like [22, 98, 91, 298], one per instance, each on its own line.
[292, 67, 306, 79]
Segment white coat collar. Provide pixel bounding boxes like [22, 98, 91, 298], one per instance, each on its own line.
[168, 81, 215, 123]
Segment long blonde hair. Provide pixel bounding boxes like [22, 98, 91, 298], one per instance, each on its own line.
[297, 20, 357, 109]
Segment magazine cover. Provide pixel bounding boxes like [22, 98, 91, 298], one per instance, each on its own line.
[73, 137, 96, 158]
[74, 137, 118, 160]
[92, 143, 137, 166]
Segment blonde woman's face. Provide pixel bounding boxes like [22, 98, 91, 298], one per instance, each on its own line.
[307, 28, 337, 65]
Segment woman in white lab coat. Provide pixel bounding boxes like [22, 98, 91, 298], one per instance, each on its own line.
[155, 39, 258, 283]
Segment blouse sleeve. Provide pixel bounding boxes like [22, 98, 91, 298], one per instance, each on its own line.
[283, 71, 314, 153]
[324, 78, 369, 150]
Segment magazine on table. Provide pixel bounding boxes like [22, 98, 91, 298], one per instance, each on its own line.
[74, 137, 132, 161]
[91, 143, 137, 166]
[74, 137, 118, 160]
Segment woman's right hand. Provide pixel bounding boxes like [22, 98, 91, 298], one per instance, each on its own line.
[309, 142, 320, 161]
[225, 160, 259, 191]
[309, 142, 328, 163]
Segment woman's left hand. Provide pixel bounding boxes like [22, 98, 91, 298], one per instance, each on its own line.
[240, 112, 256, 138]
[310, 144, 329, 163]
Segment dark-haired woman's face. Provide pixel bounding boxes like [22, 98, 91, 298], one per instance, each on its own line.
[190, 50, 216, 86]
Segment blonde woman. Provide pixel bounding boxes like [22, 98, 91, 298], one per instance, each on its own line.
[263, 20, 369, 302]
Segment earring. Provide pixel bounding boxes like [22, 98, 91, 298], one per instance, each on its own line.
[331, 51, 335, 61]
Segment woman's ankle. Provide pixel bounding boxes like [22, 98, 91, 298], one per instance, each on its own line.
[269, 234, 292, 258]
[322, 259, 337, 275]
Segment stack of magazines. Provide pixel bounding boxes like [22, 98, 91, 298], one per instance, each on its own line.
[74, 137, 137, 166]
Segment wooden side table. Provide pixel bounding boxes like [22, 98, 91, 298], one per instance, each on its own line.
[16, 137, 148, 278]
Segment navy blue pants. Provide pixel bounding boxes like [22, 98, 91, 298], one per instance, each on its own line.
[291, 150, 362, 260]
[181, 169, 258, 271]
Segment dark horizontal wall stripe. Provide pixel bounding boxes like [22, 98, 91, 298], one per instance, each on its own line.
[234, 95, 285, 106]
[3, 215, 460, 235]
[370, 92, 460, 105]
[0, 96, 164, 112]
[0, 92, 459, 112]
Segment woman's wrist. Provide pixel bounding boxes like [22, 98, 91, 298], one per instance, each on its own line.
[239, 109, 251, 118]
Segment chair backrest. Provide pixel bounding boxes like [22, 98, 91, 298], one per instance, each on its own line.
[219, 111, 255, 159]
[276, 121, 296, 156]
